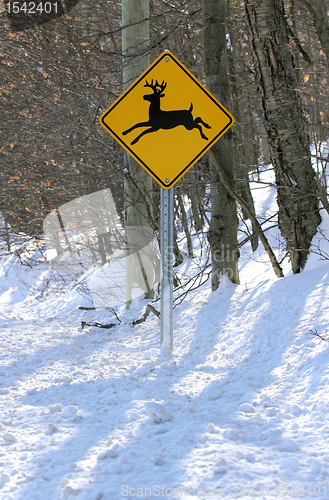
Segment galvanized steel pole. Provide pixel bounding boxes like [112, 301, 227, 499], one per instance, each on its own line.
[160, 187, 174, 352]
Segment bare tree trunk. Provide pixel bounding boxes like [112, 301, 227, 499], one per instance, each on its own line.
[228, 9, 259, 252]
[176, 188, 194, 259]
[97, 234, 107, 266]
[209, 149, 284, 278]
[245, 0, 321, 273]
[290, 0, 300, 83]
[297, 0, 329, 62]
[190, 190, 203, 232]
[122, 0, 154, 307]
[4, 219, 11, 253]
[173, 216, 183, 266]
[202, 0, 239, 289]
[188, 171, 203, 232]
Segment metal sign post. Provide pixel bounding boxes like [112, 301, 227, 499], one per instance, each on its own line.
[99, 51, 235, 352]
[160, 187, 173, 352]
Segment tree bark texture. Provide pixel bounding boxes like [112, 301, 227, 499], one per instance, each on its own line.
[176, 188, 194, 259]
[228, 19, 259, 252]
[209, 149, 284, 278]
[122, 0, 154, 305]
[245, 0, 321, 273]
[297, 0, 329, 62]
[202, 0, 239, 290]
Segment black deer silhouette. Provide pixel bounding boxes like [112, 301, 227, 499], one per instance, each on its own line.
[122, 80, 211, 145]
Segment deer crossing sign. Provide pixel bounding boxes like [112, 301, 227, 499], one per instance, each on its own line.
[100, 51, 234, 189]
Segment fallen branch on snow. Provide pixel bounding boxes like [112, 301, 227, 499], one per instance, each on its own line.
[80, 304, 160, 330]
[309, 329, 329, 342]
[81, 321, 117, 330]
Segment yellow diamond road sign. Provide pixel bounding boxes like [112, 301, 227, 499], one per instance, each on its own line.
[100, 51, 234, 189]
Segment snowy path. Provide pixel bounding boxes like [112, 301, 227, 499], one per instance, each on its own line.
[1, 257, 329, 499]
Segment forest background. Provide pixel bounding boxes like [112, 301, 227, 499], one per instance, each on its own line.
[1, 0, 329, 305]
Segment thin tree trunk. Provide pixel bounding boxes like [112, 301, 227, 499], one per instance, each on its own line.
[176, 188, 194, 259]
[290, 0, 300, 83]
[4, 219, 11, 253]
[188, 171, 203, 232]
[228, 9, 259, 252]
[122, 0, 154, 307]
[202, 0, 239, 289]
[245, 0, 321, 273]
[97, 234, 107, 266]
[298, 0, 329, 62]
[190, 190, 203, 232]
[209, 150, 284, 278]
[173, 216, 183, 266]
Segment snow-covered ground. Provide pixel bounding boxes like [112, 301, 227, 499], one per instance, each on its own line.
[1, 173, 329, 500]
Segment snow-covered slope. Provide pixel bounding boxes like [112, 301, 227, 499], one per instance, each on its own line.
[1, 176, 329, 500]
